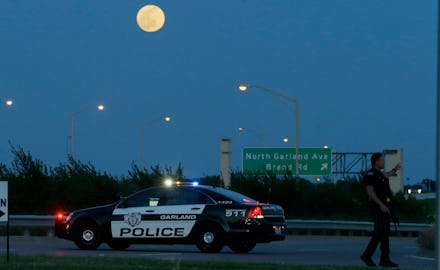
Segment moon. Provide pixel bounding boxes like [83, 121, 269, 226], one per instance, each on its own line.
[136, 5, 165, 33]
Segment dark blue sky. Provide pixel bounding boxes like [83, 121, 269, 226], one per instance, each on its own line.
[0, 1, 436, 183]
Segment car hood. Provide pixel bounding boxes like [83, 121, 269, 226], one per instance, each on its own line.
[72, 203, 116, 216]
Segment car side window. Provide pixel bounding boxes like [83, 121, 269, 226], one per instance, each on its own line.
[158, 188, 214, 206]
[120, 189, 161, 208]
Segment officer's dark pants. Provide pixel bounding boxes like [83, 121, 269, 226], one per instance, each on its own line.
[362, 211, 390, 262]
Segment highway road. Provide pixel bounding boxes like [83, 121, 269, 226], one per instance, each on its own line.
[0, 235, 436, 269]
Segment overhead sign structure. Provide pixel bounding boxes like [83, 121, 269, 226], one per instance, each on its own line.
[242, 147, 332, 176]
[0, 181, 8, 222]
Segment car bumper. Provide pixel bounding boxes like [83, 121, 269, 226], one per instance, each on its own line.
[55, 221, 71, 240]
[228, 220, 287, 243]
[250, 222, 286, 242]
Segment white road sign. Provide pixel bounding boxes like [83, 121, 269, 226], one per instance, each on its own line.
[0, 181, 8, 222]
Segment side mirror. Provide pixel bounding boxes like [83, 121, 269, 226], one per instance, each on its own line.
[116, 193, 127, 208]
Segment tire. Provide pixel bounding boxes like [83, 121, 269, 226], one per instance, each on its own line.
[107, 239, 131, 250]
[229, 241, 256, 253]
[73, 220, 102, 250]
[195, 224, 224, 253]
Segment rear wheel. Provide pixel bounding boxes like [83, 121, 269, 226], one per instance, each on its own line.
[107, 239, 131, 250]
[229, 241, 256, 253]
[195, 224, 224, 253]
[73, 221, 102, 250]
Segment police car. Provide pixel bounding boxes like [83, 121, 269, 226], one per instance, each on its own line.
[55, 182, 286, 253]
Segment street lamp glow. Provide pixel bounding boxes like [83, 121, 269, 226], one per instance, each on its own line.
[238, 84, 249, 91]
[97, 104, 105, 111]
[283, 138, 289, 143]
[5, 100, 13, 106]
[164, 116, 171, 122]
[324, 145, 329, 149]
[238, 127, 244, 131]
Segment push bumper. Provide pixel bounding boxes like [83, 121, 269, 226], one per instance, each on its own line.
[54, 221, 71, 240]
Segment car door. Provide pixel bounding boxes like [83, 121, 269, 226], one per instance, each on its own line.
[111, 187, 209, 240]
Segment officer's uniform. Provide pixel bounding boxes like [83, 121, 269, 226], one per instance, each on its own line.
[362, 167, 393, 262]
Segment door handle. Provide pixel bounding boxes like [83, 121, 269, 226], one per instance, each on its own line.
[191, 207, 201, 210]
[145, 210, 155, 213]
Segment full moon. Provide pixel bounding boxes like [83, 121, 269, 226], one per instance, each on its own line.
[136, 5, 165, 33]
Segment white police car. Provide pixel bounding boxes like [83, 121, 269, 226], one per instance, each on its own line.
[55, 183, 286, 253]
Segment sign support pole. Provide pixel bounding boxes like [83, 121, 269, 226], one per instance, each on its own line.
[6, 218, 9, 263]
[436, 0, 440, 267]
[295, 99, 299, 177]
[0, 181, 9, 263]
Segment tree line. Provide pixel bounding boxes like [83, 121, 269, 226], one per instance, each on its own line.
[0, 146, 434, 223]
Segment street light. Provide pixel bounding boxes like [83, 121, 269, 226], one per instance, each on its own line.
[283, 137, 289, 143]
[140, 116, 172, 168]
[238, 127, 267, 146]
[238, 85, 249, 91]
[68, 104, 105, 158]
[5, 99, 13, 107]
[238, 83, 300, 176]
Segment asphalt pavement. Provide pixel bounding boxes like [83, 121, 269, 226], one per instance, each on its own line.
[0, 235, 436, 269]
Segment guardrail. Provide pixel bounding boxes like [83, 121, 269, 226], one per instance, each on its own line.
[0, 215, 433, 237]
[5, 215, 56, 236]
[286, 219, 432, 237]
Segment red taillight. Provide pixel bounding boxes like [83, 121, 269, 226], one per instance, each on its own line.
[247, 206, 264, 219]
[56, 212, 64, 221]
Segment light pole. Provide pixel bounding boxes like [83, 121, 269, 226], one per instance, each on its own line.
[237, 127, 267, 146]
[436, 0, 440, 267]
[238, 83, 300, 177]
[68, 104, 105, 158]
[140, 116, 171, 169]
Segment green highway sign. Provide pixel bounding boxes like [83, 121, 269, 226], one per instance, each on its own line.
[242, 147, 332, 176]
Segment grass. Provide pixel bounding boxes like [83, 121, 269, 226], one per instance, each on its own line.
[0, 256, 377, 270]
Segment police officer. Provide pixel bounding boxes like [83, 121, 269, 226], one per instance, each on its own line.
[361, 152, 400, 268]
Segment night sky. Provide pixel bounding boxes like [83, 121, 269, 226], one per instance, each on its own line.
[0, 1, 436, 184]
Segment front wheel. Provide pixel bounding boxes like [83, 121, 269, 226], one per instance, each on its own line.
[229, 241, 256, 253]
[195, 225, 224, 253]
[73, 221, 102, 250]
